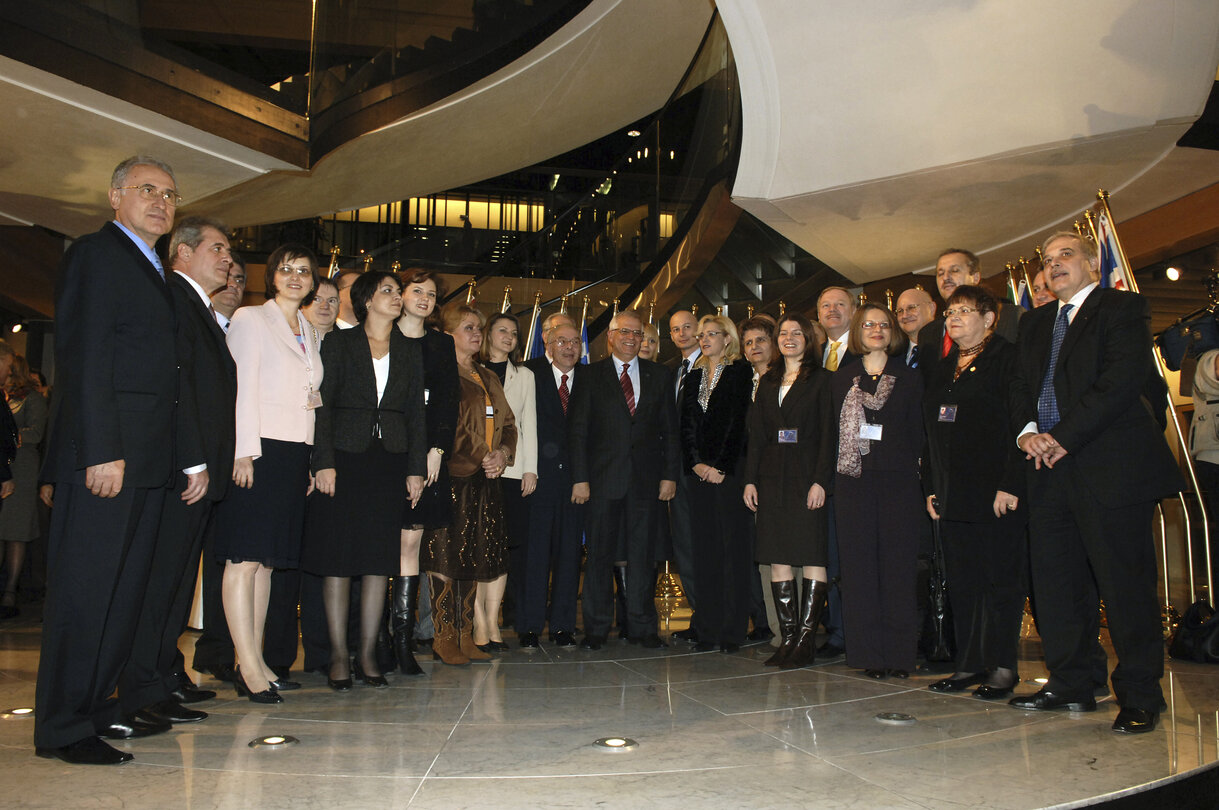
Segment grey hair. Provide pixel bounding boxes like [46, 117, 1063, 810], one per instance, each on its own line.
[111, 155, 177, 189]
[169, 215, 229, 261]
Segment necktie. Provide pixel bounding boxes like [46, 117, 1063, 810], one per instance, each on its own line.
[558, 373, 570, 415]
[620, 363, 636, 416]
[908, 343, 920, 369]
[1037, 303, 1074, 432]
[940, 327, 952, 359]
[152, 255, 165, 281]
[676, 358, 689, 400]
[826, 341, 841, 372]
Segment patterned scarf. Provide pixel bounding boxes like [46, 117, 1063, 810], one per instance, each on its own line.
[836, 373, 896, 478]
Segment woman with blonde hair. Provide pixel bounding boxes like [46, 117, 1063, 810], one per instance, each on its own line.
[679, 314, 755, 652]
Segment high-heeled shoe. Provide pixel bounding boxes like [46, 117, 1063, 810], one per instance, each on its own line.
[233, 667, 283, 704]
[267, 676, 301, 691]
[352, 658, 388, 688]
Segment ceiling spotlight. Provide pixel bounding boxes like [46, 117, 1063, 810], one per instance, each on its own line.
[10, 323, 23, 333]
[626, 130, 641, 137]
[1166, 266, 1181, 281]
[3, 707, 34, 718]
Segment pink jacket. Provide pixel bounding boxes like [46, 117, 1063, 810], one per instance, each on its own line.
[228, 299, 324, 460]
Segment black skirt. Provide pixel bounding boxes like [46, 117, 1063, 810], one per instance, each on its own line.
[301, 439, 409, 577]
[403, 462, 452, 530]
[421, 471, 507, 580]
[213, 438, 311, 569]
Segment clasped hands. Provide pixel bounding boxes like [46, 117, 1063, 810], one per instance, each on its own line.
[1018, 432, 1068, 469]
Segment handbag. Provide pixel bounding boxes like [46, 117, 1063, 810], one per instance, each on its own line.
[1168, 600, 1219, 664]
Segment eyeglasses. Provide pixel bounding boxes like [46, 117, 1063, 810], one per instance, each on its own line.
[551, 337, 580, 348]
[861, 321, 892, 330]
[613, 328, 644, 338]
[277, 264, 313, 276]
[115, 184, 182, 206]
[943, 306, 978, 318]
[894, 305, 925, 316]
[695, 330, 724, 340]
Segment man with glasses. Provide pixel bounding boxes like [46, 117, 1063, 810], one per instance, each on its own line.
[894, 287, 936, 368]
[36, 156, 181, 765]
[569, 310, 680, 650]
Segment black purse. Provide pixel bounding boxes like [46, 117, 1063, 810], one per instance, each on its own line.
[1168, 600, 1219, 664]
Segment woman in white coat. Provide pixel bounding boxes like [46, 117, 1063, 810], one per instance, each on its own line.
[478, 313, 537, 651]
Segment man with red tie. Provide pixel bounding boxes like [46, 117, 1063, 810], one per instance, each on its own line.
[569, 310, 680, 650]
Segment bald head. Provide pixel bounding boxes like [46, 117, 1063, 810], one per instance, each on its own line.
[894, 287, 935, 340]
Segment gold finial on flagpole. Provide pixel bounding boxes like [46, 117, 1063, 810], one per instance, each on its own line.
[559, 294, 569, 315]
[390, 260, 401, 274]
[500, 286, 512, 313]
[362, 254, 374, 273]
[689, 304, 697, 318]
[465, 279, 477, 303]
[328, 246, 341, 279]
[647, 299, 656, 324]
[884, 289, 893, 310]
[858, 292, 867, 307]
[746, 305, 755, 319]
[777, 300, 786, 317]
[715, 305, 723, 317]
[612, 298, 620, 317]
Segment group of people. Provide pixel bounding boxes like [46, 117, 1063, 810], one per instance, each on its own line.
[25, 156, 1182, 767]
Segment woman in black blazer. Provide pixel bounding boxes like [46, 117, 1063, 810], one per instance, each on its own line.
[923, 285, 1026, 699]
[303, 271, 427, 689]
[832, 304, 924, 679]
[743, 313, 834, 668]
[680, 315, 755, 652]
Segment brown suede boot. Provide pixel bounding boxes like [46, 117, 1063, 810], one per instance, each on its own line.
[459, 580, 492, 661]
[764, 580, 798, 667]
[429, 575, 469, 666]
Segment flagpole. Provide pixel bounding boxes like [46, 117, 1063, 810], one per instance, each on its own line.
[1091, 190, 1210, 607]
[1004, 263, 1020, 304]
[500, 286, 512, 314]
[523, 291, 542, 357]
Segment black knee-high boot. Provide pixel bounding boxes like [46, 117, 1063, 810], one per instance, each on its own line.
[392, 576, 424, 676]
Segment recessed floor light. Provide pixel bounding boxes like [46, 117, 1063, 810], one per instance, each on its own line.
[249, 735, 299, 748]
[875, 712, 916, 726]
[593, 736, 637, 752]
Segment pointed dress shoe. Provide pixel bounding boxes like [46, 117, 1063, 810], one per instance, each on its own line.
[579, 634, 606, 651]
[98, 717, 169, 739]
[973, 684, 1015, 701]
[1112, 707, 1158, 734]
[518, 631, 540, 649]
[549, 630, 577, 647]
[170, 684, 217, 704]
[36, 736, 133, 766]
[1008, 688, 1096, 712]
[142, 700, 207, 724]
[928, 672, 986, 693]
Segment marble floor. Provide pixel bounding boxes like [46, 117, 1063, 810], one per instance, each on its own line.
[2, 607, 1218, 810]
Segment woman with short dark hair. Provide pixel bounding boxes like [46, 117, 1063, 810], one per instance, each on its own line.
[832, 304, 924, 679]
[213, 243, 323, 702]
[302, 271, 427, 689]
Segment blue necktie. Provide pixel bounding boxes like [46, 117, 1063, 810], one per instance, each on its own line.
[908, 344, 920, 369]
[1036, 303, 1074, 432]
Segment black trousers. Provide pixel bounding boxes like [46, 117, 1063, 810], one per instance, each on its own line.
[583, 492, 657, 638]
[518, 495, 584, 634]
[119, 474, 213, 711]
[1028, 459, 1164, 710]
[940, 516, 1027, 673]
[35, 482, 165, 747]
[688, 474, 753, 646]
[669, 473, 697, 608]
[835, 471, 921, 672]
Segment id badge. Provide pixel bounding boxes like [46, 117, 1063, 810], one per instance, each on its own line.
[485, 404, 495, 417]
[778, 429, 798, 444]
[859, 422, 882, 441]
[424, 387, 430, 405]
[938, 405, 958, 423]
[306, 390, 323, 410]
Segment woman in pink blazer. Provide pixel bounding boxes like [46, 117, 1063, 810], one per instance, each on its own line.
[213, 244, 323, 703]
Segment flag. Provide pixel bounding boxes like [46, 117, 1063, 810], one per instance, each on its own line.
[1015, 279, 1032, 311]
[1094, 209, 1129, 290]
[523, 296, 543, 359]
[579, 314, 590, 365]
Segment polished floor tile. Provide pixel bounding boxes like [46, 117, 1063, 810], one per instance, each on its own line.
[2, 602, 1218, 809]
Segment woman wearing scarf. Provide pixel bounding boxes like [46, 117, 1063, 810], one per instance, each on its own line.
[831, 304, 924, 679]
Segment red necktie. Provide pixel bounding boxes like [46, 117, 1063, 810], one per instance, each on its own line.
[558, 373, 569, 414]
[941, 326, 953, 359]
[620, 363, 635, 416]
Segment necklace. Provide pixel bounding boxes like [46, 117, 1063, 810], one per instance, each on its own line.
[957, 333, 992, 360]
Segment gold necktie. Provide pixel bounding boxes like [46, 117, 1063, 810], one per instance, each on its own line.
[826, 340, 841, 372]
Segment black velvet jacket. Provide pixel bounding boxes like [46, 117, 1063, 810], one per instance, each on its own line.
[680, 358, 754, 477]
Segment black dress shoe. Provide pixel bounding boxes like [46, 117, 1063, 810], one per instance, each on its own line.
[97, 718, 169, 739]
[328, 677, 353, 692]
[351, 660, 389, 688]
[579, 634, 606, 651]
[1112, 707, 1157, 734]
[639, 633, 667, 649]
[973, 684, 1014, 701]
[720, 643, 741, 654]
[170, 685, 217, 704]
[549, 630, 577, 647]
[1009, 689, 1096, 712]
[36, 736, 133, 765]
[142, 701, 207, 724]
[268, 678, 301, 691]
[928, 673, 985, 693]
[671, 628, 699, 644]
[864, 669, 887, 679]
[746, 626, 775, 643]
[887, 669, 909, 679]
[233, 667, 284, 704]
[518, 631, 540, 649]
[817, 642, 846, 658]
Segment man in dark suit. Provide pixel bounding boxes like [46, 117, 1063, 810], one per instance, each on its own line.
[569, 309, 680, 649]
[1008, 231, 1183, 734]
[117, 216, 237, 727]
[516, 322, 585, 649]
[36, 156, 181, 765]
[917, 248, 1021, 383]
[666, 309, 701, 642]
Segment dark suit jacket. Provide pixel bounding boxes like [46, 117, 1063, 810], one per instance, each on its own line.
[169, 273, 237, 501]
[418, 329, 459, 455]
[312, 327, 427, 477]
[42, 222, 176, 487]
[922, 335, 1025, 523]
[743, 367, 835, 513]
[569, 356, 680, 500]
[0, 395, 17, 482]
[830, 355, 924, 476]
[525, 356, 582, 505]
[680, 359, 753, 477]
[917, 299, 1022, 384]
[1009, 287, 1183, 507]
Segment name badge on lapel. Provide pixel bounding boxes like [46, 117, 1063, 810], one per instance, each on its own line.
[859, 423, 882, 441]
[938, 405, 958, 423]
[778, 429, 798, 444]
